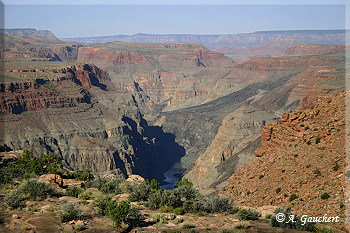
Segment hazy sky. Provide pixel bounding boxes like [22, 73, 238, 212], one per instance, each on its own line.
[2, 0, 347, 38]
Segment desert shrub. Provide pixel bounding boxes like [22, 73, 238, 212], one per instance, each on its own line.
[150, 179, 159, 190]
[182, 200, 203, 213]
[174, 184, 199, 201]
[17, 180, 56, 201]
[57, 203, 80, 222]
[161, 189, 182, 208]
[181, 221, 195, 229]
[314, 168, 321, 175]
[220, 228, 236, 233]
[306, 140, 311, 145]
[87, 176, 107, 189]
[259, 174, 264, 179]
[173, 207, 184, 215]
[72, 168, 93, 182]
[152, 213, 167, 222]
[106, 200, 130, 227]
[147, 190, 163, 209]
[332, 164, 339, 171]
[201, 195, 235, 213]
[234, 220, 250, 229]
[128, 180, 151, 202]
[65, 186, 83, 198]
[276, 187, 282, 194]
[236, 208, 260, 220]
[78, 191, 92, 200]
[315, 137, 321, 144]
[93, 195, 112, 215]
[289, 193, 298, 202]
[147, 189, 182, 209]
[175, 217, 184, 223]
[168, 213, 177, 220]
[320, 193, 330, 200]
[265, 214, 272, 219]
[4, 190, 26, 209]
[100, 180, 121, 194]
[127, 205, 143, 221]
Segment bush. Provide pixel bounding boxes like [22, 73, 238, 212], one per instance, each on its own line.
[236, 208, 260, 220]
[4, 190, 26, 209]
[201, 195, 235, 213]
[93, 195, 112, 215]
[100, 180, 121, 195]
[168, 213, 176, 220]
[234, 220, 250, 229]
[78, 191, 92, 200]
[87, 176, 108, 189]
[181, 221, 195, 229]
[128, 180, 151, 202]
[72, 168, 94, 182]
[175, 217, 184, 223]
[316, 225, 335, 233]
[220, 228, 236, 233]
[106, 200, 130, 227]
[332, 164, 339, 171]
[265, 214, 272, 219]
[320, 193, 330, 200]
[127, 205, 143, 221]
[314, 168, 321, 175]
[315, 137, 321, 144]
[57, 203, 80, 222]
[173, 207, 184, 215]
[289, 193, 298, 202]
[17, 180, 56, 201]
[259, 174, 264, 179]
[65, 186, 83, 198]
[147, 189, 182, 209]
[276, 187, 282, 194]
[152, 213, 167, 222]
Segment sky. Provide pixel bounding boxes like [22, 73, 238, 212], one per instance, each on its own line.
[1, 0, 347, 38]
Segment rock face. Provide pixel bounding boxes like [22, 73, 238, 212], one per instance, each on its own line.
[0, 60, 185, 182]
[1, 33, 81, 61]
[77, 42, 236, 115]
[222, 91, 346, 228]
[285, 44, 345, 56]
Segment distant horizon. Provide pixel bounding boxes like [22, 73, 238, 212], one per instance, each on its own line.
[3, 4, 346, 38]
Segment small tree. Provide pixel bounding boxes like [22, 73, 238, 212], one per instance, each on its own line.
[106, 200, 130, 227]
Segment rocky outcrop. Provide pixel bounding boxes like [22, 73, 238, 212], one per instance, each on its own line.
[0, 64, 110, 114]
[222, 91, 346, 229]
[285, 44, 345, 56]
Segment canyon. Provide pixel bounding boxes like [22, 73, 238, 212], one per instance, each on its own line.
[0, 28, 346, 207]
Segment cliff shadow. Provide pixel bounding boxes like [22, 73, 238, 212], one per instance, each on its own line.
[122, 116, 185, 184]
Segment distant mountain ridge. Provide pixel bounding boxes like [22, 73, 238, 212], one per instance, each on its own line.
[62, 30, 348, 49]
[3, 28, 59, 41]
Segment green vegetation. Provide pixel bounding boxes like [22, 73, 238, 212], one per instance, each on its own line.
[236, 208, 260, 220]
[332, 163, 339, 171]
[65, 186, 84, 198]
[259, 174, 264, 179]
[320, 193, 330, 200]
[5, 180, 57, 209]
[57, 203, 80, 222]
[315, 137, 321, 144]
[181, 221, 195, 229]
[234, 220, 251, 229]
[289, 193, 298, 202]
[275, 188, 282, 194]
[106, 200, 130, 227]
[314, 168, 321, 175]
